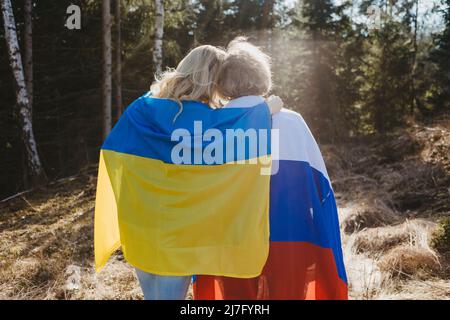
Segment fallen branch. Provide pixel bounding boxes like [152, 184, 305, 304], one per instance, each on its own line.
[0, 189, 33, 203]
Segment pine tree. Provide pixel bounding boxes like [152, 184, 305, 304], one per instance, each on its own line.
[194, 0, 226, 45]
[294, 0, 345, 140]
[430, 0, 450, 112]
[359, 0, 413, 133]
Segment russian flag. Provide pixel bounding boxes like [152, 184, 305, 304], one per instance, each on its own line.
[194, 106, 348, 300]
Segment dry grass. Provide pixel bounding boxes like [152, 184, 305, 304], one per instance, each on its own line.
[352, 219, 436, 255]
[340, 198, 400, 234]
[0, 117, 449, 300]
[378, 246, 440, 278]
[0, 170, 142, 300]
[335, 117, 450, 300]
[342, 218, 448, 299]
[342, 232, 384, 299]
[377, 279, 450, 300]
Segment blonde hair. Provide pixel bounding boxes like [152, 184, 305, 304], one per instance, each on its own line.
[151, 45, 226, 119]
[217, 37, 272, 100]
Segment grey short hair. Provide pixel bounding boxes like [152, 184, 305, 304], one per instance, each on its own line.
[217, 37, 272, 100]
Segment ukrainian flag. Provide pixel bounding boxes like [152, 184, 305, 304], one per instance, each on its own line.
[94, 94, 272, 278]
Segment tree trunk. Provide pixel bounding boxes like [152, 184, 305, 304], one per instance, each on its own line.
[24, 0, 33, 113]
[410, 0, 419, 114]
[153, 0, 164, 74]
[1, 0, 46, 186]
[114, 0, 122, 122]
[102, 0, 112, 139]
[23, 0, 33, 188]
[260, 0, 274, 53]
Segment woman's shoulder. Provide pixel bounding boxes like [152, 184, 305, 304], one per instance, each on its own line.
[271, 107, 329, 179]
[126, 93, 202, 116]
[121, 93, 179, 127]
[137, 92, 179, 108]
[272, 108, 310, 134]
[138, 92, 211, 110]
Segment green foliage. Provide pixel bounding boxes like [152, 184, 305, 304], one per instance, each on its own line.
[431, 217, 450, 253]
[290, 0, 343, 140]
[429, 0, 450, 113]
[362, 19, 413, 133]
[0, 0, 449, 197]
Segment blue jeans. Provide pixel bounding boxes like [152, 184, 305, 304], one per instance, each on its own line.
[135, 268, 191, 300]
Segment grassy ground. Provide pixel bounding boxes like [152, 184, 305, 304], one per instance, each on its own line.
[326, 116, 450, 299]
[0, 117, 449, 300]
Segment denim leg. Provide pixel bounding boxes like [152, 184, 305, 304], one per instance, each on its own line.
[135, 268, 191, 300]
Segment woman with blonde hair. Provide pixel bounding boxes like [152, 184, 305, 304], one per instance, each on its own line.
[95, 45, 229, 300]
[136, 45, 227, 299]
[152, 44, 225, 111]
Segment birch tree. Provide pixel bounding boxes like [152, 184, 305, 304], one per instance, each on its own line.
[153, 0, 164, 74]
[102, 0, 112, 138]
[24, 0, 33, 112]
[114, 0, 122, 121]
[1, 0, 46, 185]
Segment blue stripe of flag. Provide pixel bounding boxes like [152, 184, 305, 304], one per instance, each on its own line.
[102, 95, 271, 164]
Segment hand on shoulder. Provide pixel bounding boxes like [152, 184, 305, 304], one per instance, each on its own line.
[266, 95, 284, 114]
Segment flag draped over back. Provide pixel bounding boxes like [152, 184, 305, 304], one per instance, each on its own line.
[194, 108, 348, 300]
[94, 94, 272, 277]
